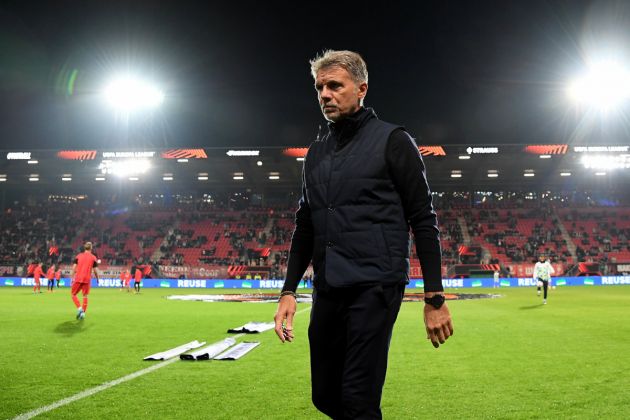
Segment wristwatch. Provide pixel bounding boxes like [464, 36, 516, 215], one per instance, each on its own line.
[424, 294, 445, 309]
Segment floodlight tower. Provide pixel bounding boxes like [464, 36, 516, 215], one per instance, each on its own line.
[103, 76, 164, 112]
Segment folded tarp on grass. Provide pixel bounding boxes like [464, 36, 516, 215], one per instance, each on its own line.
[143, 340, 205, 361]
[227, 322, 275, 334]
[214, 342, 260, 360]
[180, 338, 236, 361]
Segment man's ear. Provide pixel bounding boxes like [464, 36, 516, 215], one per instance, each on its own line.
[357, 82, 368, 101]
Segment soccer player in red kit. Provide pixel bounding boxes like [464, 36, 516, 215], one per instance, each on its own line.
[55, 268, 62, 288]
[33, 262, 44, 293]
[46, 264, 56, 292]
[120, 269, 131, 292]
[71, 242, 99, 320]
[133, 267, 142, 294]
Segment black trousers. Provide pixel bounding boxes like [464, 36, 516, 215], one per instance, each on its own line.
[537, 278, 548, 299]
[308, 283, 404, 420]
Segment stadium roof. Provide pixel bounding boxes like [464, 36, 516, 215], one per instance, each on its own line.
[2, 143, 629, 193]
[1, 1, 630, 151]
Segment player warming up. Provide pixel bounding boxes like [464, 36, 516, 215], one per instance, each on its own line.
[54, 267, 62, 288]
[533, 255, 554, 304]
[46, 264, 56, 292]
[133, 266, 142, 294]
[71, 242, 100, 320]
[33, 262, 44, 294]
[120, 269, 131, 292]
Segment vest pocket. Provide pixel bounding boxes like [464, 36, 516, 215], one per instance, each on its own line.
[374, 226, 392, 270]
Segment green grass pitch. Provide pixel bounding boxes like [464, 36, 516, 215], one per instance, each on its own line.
[1, 286, 629, 419]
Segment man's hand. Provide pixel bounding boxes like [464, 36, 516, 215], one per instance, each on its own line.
[274, 295, 297, 343]
[423, 303, 453, 348]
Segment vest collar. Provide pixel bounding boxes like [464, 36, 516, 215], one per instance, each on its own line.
[328, 107, 376, 136]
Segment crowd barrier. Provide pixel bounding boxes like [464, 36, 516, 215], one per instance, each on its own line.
[1, 276, 629, 288]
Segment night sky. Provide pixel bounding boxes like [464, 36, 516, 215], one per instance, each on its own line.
[1, 0, 629, 150]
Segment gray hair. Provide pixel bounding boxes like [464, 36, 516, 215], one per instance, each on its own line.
[309, 50, 368, 85]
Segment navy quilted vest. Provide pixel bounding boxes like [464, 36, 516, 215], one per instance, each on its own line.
[304, 109, 411, 288]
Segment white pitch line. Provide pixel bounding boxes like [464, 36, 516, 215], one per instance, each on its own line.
[11, 335, 249, 420]
[12, 357, 179, 420]
[11, 306, 313, 419]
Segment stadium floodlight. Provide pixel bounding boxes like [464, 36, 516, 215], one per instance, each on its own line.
[103, 76, 164, 111]
[29, 175, 39, 182]
[28, 160, 38, 164]
[567, 60, 630, 111]
[458, 155, 471, 160]
[560, 172, 572, 177]
[539, 155, 552, 159]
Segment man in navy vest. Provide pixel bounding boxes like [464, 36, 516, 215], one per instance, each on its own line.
[274, 49, 453, 419]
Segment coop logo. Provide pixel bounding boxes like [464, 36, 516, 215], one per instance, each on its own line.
[177, 280, 207, 288]
[160, 281, 171, 288]
[260, 280, 285, 289]
[442, 279, 464, 288]
[6, 152, 31, 160]
[98, 279, 121, 287]
[5, 279, 14, 286]
[466, 147, 498, 155]
[601, 276, 630, 285]
[518, 278, 538, 286]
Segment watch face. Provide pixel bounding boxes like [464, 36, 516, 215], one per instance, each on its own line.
[426, 294, 445, 308]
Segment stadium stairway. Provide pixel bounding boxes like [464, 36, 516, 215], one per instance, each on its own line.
[553, 207, 577, 261]
[457, 216, 472, 245]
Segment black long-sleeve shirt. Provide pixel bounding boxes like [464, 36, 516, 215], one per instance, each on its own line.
[283, 108, 443, 292]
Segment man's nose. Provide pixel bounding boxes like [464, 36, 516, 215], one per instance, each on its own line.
[320, 87, 332, 101]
